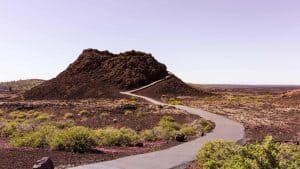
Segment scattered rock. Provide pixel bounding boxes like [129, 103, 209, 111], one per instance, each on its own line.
[175, 134, 187, 142]
[135, 142, 144, 147]
[33, 157, 54, 169]
[120, 104, 137, 110]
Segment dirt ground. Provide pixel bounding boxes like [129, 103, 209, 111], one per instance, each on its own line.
[0, 140, 180, 169]
[0, 94, 202, 169]
[179, 85, 300, 143]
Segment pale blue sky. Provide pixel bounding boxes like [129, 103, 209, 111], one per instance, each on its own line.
[0, 0, 299, 84]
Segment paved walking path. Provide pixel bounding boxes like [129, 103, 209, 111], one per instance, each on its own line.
[71, 77, 245, 169]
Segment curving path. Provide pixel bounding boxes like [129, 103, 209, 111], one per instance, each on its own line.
[71, 77, 245, 169]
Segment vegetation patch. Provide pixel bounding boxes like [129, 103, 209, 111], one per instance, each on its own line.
[0, 121, 19, 137]
[95, 127, 139, 146]
[197, 136, 300, 169]
[168, 98, 183, 105]
[3, 115, 213, 153]
[50, 126, 97, 153]
[78, 110, 89, 116]
[0, 109, 4, 116]
[124, 110, 133, 116]
[64, 113, 74, 119]
[140, 129, 157, 141]
[99, 112, 110, 118]
[11, 125, 58, 148]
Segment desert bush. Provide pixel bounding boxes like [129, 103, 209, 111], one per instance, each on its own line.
[124, 110, 133, 116]
[158, 116, 180, 130]
[11, 125, 59, 148]
[48, 120, 75, 129]
[100, 112, 110, 118]
[197, 136, 300, 169]
[0, 109, 4, 116]
[180, 124, 198, 136]
[10, 111, 27, 122]
[130, 96, 138, 102]
[33, 112, 50, 122]
[153, 126, 178, 140]
[95, 127, 139, 146]
[197, 139, 241, 169]
[278, 143, 300, 169]
[136, 111, 145, 117]
[197, 120, 214, 133]
[154, 116, 185, 140]
[140, 129, 157, 141]
[0, 121, 19, 137]
[78, 110, 89, 116]
[167, 98, 183, 105]
[64, 113, 74, 119]
[50, 126, 96, 153]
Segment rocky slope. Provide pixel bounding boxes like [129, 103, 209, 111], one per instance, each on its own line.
[25, 49, 206, 100]
[134, 75, 210, 99]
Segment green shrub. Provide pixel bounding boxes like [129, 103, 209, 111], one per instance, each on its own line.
[95, 127, 139, 146]
[140, 129, 157, 141]
[198, 120, 214, 133]
[136, 111, 145, 117]
[78, 110, 89, 116]
[11, 125, 58, 148]
[151, 116, 181, 140]
[167, 98, 183, 105]
[64, 113, 74, 119]
[50, 126, 96, 153]
[49, 120, 75, 129]
[180, 124, 198, 136]
[278, 143, 300, 169]
[0, 109, 4, 116]
[124, 110, 133, 116]
[100, 112, 110, 118]
[130, 96, 138, 102]
[129, 96, 139, 105]
[0, 121, 19, 137]
[197, 136, 300, 169]
[33, 112, 50, 122]
[10, 111, 27, 121]
[197, 140, 241, 168]
[158, 116, 180, 130]
[153, 126, 178, 140]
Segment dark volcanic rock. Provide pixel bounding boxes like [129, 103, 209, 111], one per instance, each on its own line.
[25, 49, 168, 100]
[135, 75, 210, 99]
[33, 157, 54, 169]
[175, 134, 187, 142]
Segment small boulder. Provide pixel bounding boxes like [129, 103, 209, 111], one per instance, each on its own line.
[135, 142, 144, 147]
[33, 157, 54, 169]
[175, 134, 187, 142]
[121, 104, 137, 110]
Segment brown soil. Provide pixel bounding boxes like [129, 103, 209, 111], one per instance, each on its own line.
[134, 76, 210, 100]
[0, 98, 202, 169]
[0, 99, 197, 131]
[0, 140, 180, 169]
[185, 162, 201, 169]
[282, 89, 300, 100]
[179, 85, 300, 143]
[24, 49, 169, 100]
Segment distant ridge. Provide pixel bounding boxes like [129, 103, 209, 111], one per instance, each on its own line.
[0, 79, 44, 93]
